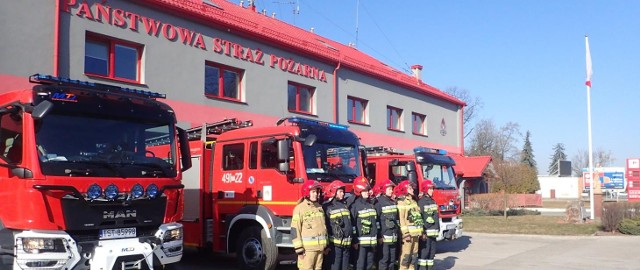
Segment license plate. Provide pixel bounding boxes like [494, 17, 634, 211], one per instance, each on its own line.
[446, 224, 457, 230]
[99, 227, 136, 240]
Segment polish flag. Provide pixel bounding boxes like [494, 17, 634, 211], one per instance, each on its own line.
[585, 36, 593, 87]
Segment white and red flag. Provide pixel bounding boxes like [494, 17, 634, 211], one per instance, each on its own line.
[585, 36, 593, 87]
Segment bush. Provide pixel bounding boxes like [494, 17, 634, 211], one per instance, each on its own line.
[602, 202, 625, 232]
[463, 208, 540, 217]
[618, 216, 640, 235]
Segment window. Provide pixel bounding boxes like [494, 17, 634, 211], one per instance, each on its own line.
[347, 96, 368, 124]
[386, 106, 403, 131]
[205, 63, 243, 101]
[261, 140, 278, 169]
[249, 141, 258, 169]
[288, 82, 314, 114]
[85, 34, 142, 82]
[0, 113, 23, 164]
[222, 143, 244, 170]
[412, 112, 427, 136]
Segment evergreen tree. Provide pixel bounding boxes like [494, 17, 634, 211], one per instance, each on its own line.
[548, 143, 567, 175]
[520, 131, 536, 171]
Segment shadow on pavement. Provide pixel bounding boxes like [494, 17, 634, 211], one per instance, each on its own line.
[437, 235, 471, 253]
[434, 255, 459, 270]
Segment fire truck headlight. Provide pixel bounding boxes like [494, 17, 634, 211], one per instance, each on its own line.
[19, 238, 66, 254]
[131, 183, 144, 198]
[162, 227, 183, 242]
[87, 183, 102, 200]
[146, 184, 159, 198]
[440, 205, 446, 211]
[104, 184, 119, 200]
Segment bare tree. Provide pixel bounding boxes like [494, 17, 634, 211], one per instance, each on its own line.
[491, 160, 537, 219]
[571, 148, 617, 176]
[466, 119, 521, 162]
[444, 87, 483, 138]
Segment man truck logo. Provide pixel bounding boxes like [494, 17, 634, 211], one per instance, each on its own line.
[103, 210, 137, 219]
[51, 92, 78, 102]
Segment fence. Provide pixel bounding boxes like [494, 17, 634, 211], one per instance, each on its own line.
[468, 193, 542, 210]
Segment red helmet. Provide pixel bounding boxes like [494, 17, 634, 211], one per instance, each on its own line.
[421, 179, 436, 192]
[393, 180, 415, 197]
[376, 179, 396, 196]
[301, 180, 323, 198]
[325, 180, 346, 199]
[353, 176, 371, 196]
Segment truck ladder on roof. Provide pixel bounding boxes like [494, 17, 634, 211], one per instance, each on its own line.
[146, 118, 252, 146]
[185, 118, 253, 141]
[365, 146, 404, 156]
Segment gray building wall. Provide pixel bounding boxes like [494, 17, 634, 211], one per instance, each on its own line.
[0, 0, 463, 154]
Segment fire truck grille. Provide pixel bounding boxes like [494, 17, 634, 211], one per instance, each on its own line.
[68, 227, 159, 243]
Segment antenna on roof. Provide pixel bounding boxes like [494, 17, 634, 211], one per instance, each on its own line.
[273, 0, 300, 25]
[355, 0, 360, 47]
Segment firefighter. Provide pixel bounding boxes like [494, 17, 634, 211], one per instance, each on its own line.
[395, 180, 423, 270]
[417, 179, 440, 270]
[349, 177, 378, 270]
[374, 179, 399, 270]
[323, 180, 353, 270]
[292, 180, 328, 270]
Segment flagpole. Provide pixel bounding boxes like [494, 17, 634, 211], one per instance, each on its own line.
[585, 35, 595, 220]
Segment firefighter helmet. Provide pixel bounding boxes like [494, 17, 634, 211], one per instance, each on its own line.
[353, 176, 371, 196]
[324, 180, 346, 199]
[376, 179, 396, 196]
[301, 180, 323, 198]
[421, 179, 436, 192]
[393, 180, 415, 197]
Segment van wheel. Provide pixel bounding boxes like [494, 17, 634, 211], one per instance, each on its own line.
[236, 226, 277, 270]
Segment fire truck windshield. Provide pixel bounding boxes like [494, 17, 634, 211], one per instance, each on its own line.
[35, 102, 177, 178]
[421, 164, 457, 190]
[302, 142, 361, 183]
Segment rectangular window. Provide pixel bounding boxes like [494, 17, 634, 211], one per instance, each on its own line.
[205, 62, 243, 101]
[222, 143, 244, 170]
[85, 34, 142, 83]
[249, 141, 258, 169]
[287, 82, 315, 114]
[387, 106, 403, 131]
[261, 140, 278, 169]
[412, 112, 427, 136]
[347, 96, 368, 124]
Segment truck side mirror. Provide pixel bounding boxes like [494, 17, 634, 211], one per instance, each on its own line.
[32, 100, 53, 120]
[277, 139, 290, 161]
[178, 127, 192, 172]
[405, 161, 416, 172]
[360, 148, 368, 178]
[303, 134, 316, 147]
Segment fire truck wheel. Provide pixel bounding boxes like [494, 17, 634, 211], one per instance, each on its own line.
[236, 226, 277, 270]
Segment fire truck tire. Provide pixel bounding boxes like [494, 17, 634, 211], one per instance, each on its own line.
[236, 226, 277, 270]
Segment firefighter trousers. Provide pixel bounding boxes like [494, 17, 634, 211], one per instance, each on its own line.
[297, 250, 323, 270]
[325, 245, 350, 270]
[417, 237, 436, 270]
[399, 236, 419, 270]
[354, 245, 375, 270]
[377, 242, 397, 270]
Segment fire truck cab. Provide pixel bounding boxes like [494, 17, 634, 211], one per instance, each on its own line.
[366, 146, 463, 241]
[0, 75, 192, 269]
[181, 117, 366, 270]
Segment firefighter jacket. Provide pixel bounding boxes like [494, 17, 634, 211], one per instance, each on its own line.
[292, 198, 328, 254]
[374, 195, 399, 244]
[323, 197, 353, 247]
[349, 196, 378, 247]
[397, 195, 423, 238]
[418, 195, 440, 238]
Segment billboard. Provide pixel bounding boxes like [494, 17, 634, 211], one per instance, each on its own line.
[582, 167, 626, 191]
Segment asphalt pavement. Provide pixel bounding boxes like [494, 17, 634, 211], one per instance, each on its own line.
[176, 232, 640, 270]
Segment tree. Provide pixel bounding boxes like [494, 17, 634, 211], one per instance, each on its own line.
[466, 119, 521, 162]
[491, 160, 538, 218]
[444, 87, 483, 139]
[519, 131, 539, 191]
[548, 143, 567, 175]
[571, 148, 616, 176]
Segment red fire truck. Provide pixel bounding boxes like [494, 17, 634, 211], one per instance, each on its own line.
[366, 146, 463, 241]
[181, 117, 366, 270]
[0, 74, 192, 269]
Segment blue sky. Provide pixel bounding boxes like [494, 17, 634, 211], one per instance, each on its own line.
[237, 0, 640, 172]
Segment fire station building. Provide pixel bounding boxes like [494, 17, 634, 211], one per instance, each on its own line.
[0, 0, 465, 155]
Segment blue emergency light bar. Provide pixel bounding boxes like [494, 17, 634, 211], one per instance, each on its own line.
[29, 74, 166, 99]
[413, 146, 447, 155]
[287, 117, 349, 130]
